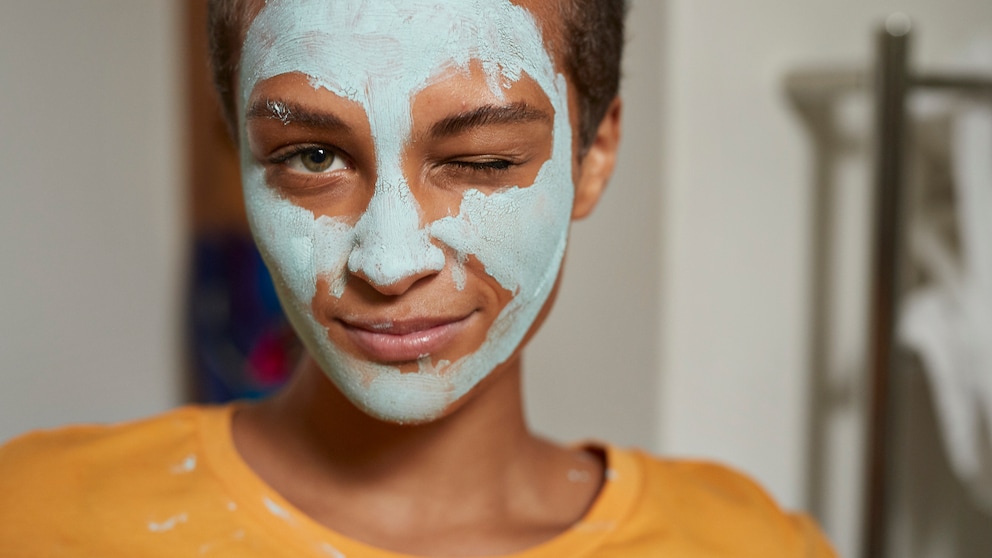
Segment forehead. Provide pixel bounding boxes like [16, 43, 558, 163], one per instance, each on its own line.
[238, 0, 566, 104]
[237, 0, 566, 49]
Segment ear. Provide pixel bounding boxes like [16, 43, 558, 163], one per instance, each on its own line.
[572, 97, 622, 220]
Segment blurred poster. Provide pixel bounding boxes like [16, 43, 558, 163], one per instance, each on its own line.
[189, 234, 298, 401]
[185, 0, 297, 402]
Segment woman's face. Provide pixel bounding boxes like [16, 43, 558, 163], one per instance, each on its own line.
[239, 0, 577, 423]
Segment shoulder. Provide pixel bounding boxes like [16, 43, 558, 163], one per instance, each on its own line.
[0, 406, 209, 474]
[638, 452, 785, 517]
[607, 447, 837, 557]
[0, 406, 221, 539]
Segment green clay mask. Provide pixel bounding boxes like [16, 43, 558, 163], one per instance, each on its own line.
[239, 0, 575, 423]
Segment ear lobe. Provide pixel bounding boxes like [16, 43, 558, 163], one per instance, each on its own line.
[573, 97, 622, 220]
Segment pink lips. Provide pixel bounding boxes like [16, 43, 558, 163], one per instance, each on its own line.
[339, 315, 471, 363]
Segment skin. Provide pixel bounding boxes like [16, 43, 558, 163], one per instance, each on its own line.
[231, 0, 623, 554]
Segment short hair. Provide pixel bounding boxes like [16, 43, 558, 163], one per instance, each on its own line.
[207, 0, 627, 151]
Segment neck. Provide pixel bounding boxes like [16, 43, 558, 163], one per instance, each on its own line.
[235, 354, 548, 505]
[232, 354, 605, 554]
[283, 355, 533, 482]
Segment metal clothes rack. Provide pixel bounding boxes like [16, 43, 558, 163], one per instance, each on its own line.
[788, 22, 992, 558]
[863, 26, 992, 558]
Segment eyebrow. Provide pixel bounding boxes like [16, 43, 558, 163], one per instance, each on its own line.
[428, 102, 551, 139]
[245, 98, 351, 131]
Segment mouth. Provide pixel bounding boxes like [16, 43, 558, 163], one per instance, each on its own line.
[338, 314, 474, 363]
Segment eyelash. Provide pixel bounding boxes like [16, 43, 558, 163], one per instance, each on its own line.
[448, 159, 515, 173]
[267, 147, 518, 181]
[271, 145, 349, 174]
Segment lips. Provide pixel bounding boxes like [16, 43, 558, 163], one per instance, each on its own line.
[338, 314, 473, 363]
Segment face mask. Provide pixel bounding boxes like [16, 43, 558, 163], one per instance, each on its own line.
[239, 0, 574, 423]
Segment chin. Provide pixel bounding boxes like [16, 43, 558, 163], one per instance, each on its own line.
[332, 362, 464, 425]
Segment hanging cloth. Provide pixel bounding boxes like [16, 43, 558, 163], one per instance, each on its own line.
[900, 40, 992, 513]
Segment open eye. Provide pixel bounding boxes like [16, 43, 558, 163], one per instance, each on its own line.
[283, 147, 349, 174]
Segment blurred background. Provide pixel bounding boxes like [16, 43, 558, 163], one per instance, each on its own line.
[2, 1, 991, 556]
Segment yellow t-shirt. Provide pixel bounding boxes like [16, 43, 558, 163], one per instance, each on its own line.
[0, 406, 836, 557]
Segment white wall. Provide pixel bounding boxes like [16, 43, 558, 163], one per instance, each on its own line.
[525, 0, 664, 451]
[0, 1, 184, 441]
[656, 1, 992, 556]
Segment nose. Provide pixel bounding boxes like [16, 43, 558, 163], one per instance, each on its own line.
[347, 175, 445, 296]
[349, 264, 438, 297]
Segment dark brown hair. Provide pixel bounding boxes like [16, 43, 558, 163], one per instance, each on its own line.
[207, 0, 627, 149]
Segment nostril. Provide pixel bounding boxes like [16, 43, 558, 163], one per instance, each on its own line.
[351, 265, 437, 297]
[347, 229, 446, 294]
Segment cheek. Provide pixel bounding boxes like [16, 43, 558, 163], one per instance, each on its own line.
[311, 274, 344, 326]
[311, 215, 357, 298]
[428, 121, 574, 296]
[243, 161, 357, 316]
[243, 174, 317, 307]
[475, 183, 570, 288]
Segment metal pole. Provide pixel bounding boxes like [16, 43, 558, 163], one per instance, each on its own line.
[913, 74, 992, 94]
[862, 26, 910, 558]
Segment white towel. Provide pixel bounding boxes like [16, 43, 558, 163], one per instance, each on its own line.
[899, 41, 992, 513]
